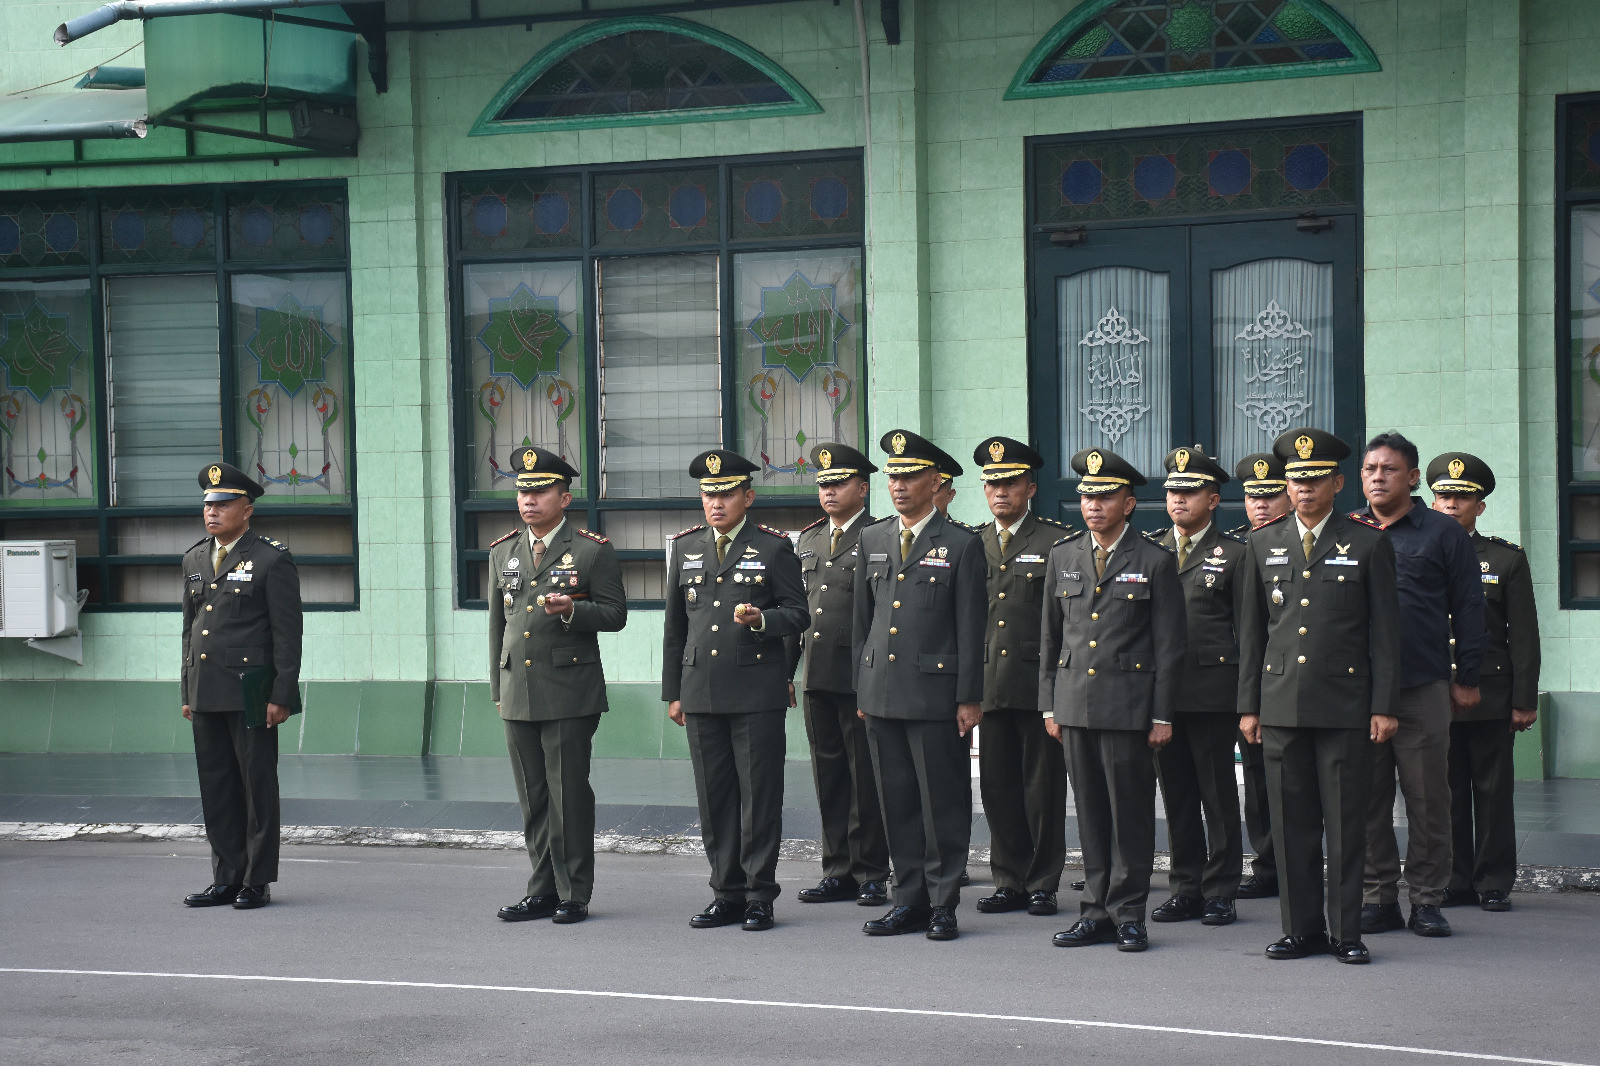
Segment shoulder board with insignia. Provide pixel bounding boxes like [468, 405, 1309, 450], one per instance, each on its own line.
[1222, 529, 1247, 543]
[1149, 538, 1176, 554]
[670, 524, 706, 540]
[1256, 512, 1291, 529]
[1485, 534, 1523, 552]
[1054, 529, 1087, 546]
[756, 523, 790, 538]
[257, 535, 288, 551]
[799, 515, 828, 533]
[1035, 516, 1070, 530]
[187, 536, 211, 552]
[1143, 527, 1170, 541]
[576, 528, 609, 543]
[864, 515, 897, 530]
[1350, 513, 1383, 529]
[488, 528, 519, 548]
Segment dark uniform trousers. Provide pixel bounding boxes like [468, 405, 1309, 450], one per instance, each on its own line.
[192, 711, 281, 886]
[1239, 729, 1277, 883]
[865, 715, 971, 909]
[1365, 680, 1453, 906]
[505, 715, 601, 903]
[687, 709, 788, 903]
[979, 708, 1066, 893]
[803, 689, 889, 883]
[1448, 707, 1518, 895]
[1156, 712, 1243, 900]
[1265, 724, 1372, 942]
[1067, 726, 1156, 924]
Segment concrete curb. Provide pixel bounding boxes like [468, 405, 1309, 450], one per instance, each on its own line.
[4, 821, 1596, 891]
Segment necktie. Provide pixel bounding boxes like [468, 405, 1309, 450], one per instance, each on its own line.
[1177, 534, 1191, 570]
[998, 529, 1012, 556]
[532, 537, 546, 570]
[1302, 529, 1315, 561]
[213, 541, 229, 573]
[830, 527, 842, 555]
[717, 534, 731, 564]
[1094, 545, 1108, 579]
[900, 529, 914, 563]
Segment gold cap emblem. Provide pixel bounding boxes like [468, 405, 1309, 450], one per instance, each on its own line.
[1086, 451, 1103, 475]
[892, 433, 907, 455]
[989, 441, 1005, 463]
[1295, 435, 1314, 460]
[207, 465, 222, 486]
[706, 453, 722, 475]
[1253, 459, 1270, 480]
[1175, 449, 1190, 472]
[818, 449, 832, 469]
[522, 450, 537, 471]
[1449, 458, 1465, 480]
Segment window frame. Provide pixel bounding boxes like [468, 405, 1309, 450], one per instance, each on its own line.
[1556, 92, 1600, 609]
[0, 180, 359, 612]
[446, 149, 867, 610]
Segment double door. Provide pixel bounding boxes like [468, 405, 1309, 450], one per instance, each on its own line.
[1029, 216, 1362, 530]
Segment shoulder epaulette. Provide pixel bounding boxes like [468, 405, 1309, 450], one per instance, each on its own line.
[187, 536, 211, 552]
[1350, 512, 1383, 529]
[1485, 534, 1523, 552]
[1054, 529, 1087, 546]
[1257, 512, 1291, 528]
[257, 534, 288, 551]
[866, 514, 898, 528]
[576, 527, 609, 543]
[1148, 538, 1176, 553]
[799, 515, 828, 533]
[1225, 523, 1251, 539]
[948, 518, 980, 533]
[670, 524, 705, 540]
[756, 522, 791, 538]
[1034, 516, 1071, 530]
[1143, 526, 1170, 541]
[489, 528, 519, 548]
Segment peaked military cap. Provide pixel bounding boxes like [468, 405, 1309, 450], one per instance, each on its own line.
[1235, 452, 1288, 497]
[880, 428, 960, 478]
[510, 445, 579, 490]
[1070, 446, 1146, 495]
[689, 448, 759, 492]
[809, 442, 877, 485]
[198, 461, 264, 503]
[1162, 444, 1230, 491]
[1274, 426, 1350, 480]
[1426, 451, 1496, 497]
[974, 436, 1043, 481]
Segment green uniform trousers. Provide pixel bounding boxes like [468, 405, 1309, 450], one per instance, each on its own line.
[505, 715, 600, 904]
[685, 709, 787, 904]
[1065, 726, 1156, 925]
[803, 689, 889, 884]
[978, 708, 1066, 894]
[1448, 717, 1518, 896]
[1156, 713, 1243, 900]
[865, 715, 972, 910]
[192, 710, 280, 886]
[1239, 729, 1277, 884]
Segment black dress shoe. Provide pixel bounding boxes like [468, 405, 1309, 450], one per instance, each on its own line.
[1052, 917, 1115, 947]
[1028, 891, 1058, 916]
[1265, 933, 1329, 959]
[1480, 890, 1512, 912]
[1236, 876, 1279, 899]
[1440, 887, 1480, 908]
[690, 898, 744, 929]
[1070, 879, 1087, 891]
[232, 885, 270, 910]
[1150, 894, 1205, 922]
[1360, 902, 1405, 934]
[1331, 938, 1371, 964]
[926, 906, 959, 941]
[975, 887, 1026, 913]
[798, 876, 859, 903]
[552, 901, 588, 924]
[1116, 921, 1149, 952]
[742, 901, 775, 931]
[1408, 904, 1451, 937]
[959, 869, 971, 886]
[183, 883, 242, 908]
[857, 880, 889, 907]
[863, 905, 931, 936]
[499, 894, 559, 922]
[1201, 897, 1237, 926]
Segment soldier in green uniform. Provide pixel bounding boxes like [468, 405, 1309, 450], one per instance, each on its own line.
[488, 446, 627, 925]
[1146, 446, 1247, 929]
[789, 442, 890, 908]
[662, 449, 809, 932]
[1231, 452, 1293, 901]
[180, 462, 301, 911]
[1428, 452, 1541, 912]
[1042, 447, 1186, 953]
[1237, 428, 1402, 964]
[968, 436, 1070, 919]
[854, 430, 987, 941]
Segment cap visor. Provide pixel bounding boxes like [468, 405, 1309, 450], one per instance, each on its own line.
[202, 489, 249, 502]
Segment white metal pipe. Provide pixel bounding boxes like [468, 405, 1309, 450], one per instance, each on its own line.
[57, 0, 351, 46]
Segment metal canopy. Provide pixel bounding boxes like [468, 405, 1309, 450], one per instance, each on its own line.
[0, 89, 149, 142]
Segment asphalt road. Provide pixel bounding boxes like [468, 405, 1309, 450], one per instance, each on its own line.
[2, 840, 1596, 1066]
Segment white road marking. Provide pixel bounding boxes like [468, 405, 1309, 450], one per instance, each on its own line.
[0, 967, 1588, 1066]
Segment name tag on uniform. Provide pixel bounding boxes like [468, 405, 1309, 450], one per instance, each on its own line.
[868, 553, 888, 563]
[226, 571, 253, 582]
[681, 559, 703, 570]
[501, 571, 521, 589]
[1114, 573, 1148, 584]
[736, 560, 766, 571]
[1264, 557, 1290, 566]
[1324, 557, 1359, 566]
[1016, 553, 1045, 563]
[799, 550, 815, 559]
[919, 557, 950, 568]
[1061, 571, 1081, 581]
[1481, 574, 1500, 585]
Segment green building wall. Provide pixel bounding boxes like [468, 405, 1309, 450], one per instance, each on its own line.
[0, 0, 1594, 776]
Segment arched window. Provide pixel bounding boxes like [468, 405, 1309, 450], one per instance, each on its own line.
[1005, 0, 1377, 100]
[473, 17, 821, 134]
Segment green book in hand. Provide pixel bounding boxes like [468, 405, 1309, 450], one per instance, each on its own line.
[240, 665, 301, 728]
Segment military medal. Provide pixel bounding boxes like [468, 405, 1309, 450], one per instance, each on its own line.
[1271, 586, 1284, 605]
[687, 586, 698, 604]
[503, 591, 513, 606]
[561, 552, 573, 566]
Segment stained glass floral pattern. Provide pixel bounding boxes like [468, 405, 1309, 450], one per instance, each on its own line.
[0, 281, 95, 504]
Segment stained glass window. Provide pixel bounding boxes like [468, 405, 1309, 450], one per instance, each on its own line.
[735, 250, 864, 491]
[0, 198, 90, 269]
[0, 280, 96, 506]
[729, 160, 865, 240]
[231, 272, 352, 503]
[457, 175, 582, 254]
[227, 189, 347, 262]
[593, 168, 719, 249]
[1008, 0, 1378, 98]
[463, 262, 586, 497]
[477, 19, 820, 132]
[100, 194, 216, 266]
[1561, 97, 1600, 605]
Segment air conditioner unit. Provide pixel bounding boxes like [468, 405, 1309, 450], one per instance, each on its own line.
[0, 540, 86, 664]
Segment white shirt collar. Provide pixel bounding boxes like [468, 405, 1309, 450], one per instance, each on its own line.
[712, 516, 746, 544]
[528, 517, 567, 551]
[996, 509, 1029, 537]
[1090, 523, 1131, 555]
[1174, 522, 1211, 545]
[831, 508, 865, 535]
[215, 531, 248, 555]
[900, 508, 937, 540]
[1295, 511, 1332, 543]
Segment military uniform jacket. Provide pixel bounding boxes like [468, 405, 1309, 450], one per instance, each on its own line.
[488, 522, 628, 722]
[1453, 532, 1540, 720]
[790, 512, 870, 694]
[980, 513, 1072, 712]
[1151, 524, 1247, 715]
[1038, 529, 1186, 731]
[1237, 511, 1402, 728]
[181, 533, 303, 713]
[662, 521, 808, 713]
[852, 510, 987, 717]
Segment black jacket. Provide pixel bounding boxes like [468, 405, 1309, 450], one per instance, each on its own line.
[181, 532, 302, 712]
